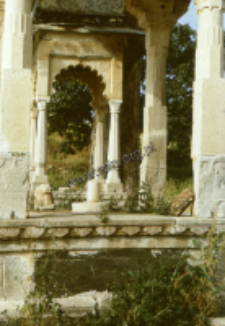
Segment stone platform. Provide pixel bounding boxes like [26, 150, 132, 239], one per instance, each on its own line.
[0, 213, 224, 323]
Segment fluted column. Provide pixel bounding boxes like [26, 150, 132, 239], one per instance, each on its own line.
[193, 0, 225, 217]
[106, 99, 123, 193]
[140, 27, 170, 197]
[32, 100, 49, 189]
[30, 107, 37, 182]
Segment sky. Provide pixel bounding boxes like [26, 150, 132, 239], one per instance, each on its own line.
[178, 0, 198, 30]
[179, 0, 225, 29]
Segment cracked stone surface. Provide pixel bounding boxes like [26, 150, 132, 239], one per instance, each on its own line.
[195, 156, 225, 218]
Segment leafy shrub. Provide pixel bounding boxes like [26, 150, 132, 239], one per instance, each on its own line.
[79, 253, 223, 326]
[77, 221, 225, 326]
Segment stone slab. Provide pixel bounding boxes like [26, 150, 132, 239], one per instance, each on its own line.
[170, 189, 194, 216]
[72, 201, 110, 214]
[194, 156, 225, 218]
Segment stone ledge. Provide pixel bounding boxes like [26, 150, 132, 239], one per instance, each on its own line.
[0, 215, 222, 241]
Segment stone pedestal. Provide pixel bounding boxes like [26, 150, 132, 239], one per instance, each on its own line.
[0, 153, 29, 219]
[106, 99, 123, 193]
[193, 0, 225, 217]
[140, 27, 170, 197]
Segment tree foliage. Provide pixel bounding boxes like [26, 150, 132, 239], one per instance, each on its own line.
[47, 79, 94, 155]
[167, 24, 196, 164]
[47, 24, 196, 162]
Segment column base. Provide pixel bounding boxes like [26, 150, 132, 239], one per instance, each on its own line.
[31, 174, 49, 191]
[194, 156, 225, 218]
[72, 201, 109, 214]
[32, 175, 54, 211]
[140, 165, 166, 198]
[104, 181, 123, 193]
[0, 152, 29, 219]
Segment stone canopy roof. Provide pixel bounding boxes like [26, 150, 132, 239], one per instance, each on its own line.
[32, 0, 140, 29]
[36, 0, 124, 16]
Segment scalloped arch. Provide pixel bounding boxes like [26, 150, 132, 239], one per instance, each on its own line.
[49, 57, 111, 101]
[53, 63, 108, 110]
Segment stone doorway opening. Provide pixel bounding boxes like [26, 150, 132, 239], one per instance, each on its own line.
[32, 64, 111, 210]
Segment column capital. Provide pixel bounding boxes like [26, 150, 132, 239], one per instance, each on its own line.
[36, 96, 50, 103]
[37, 100, 48, 111]
[96, 109, 106, 123]
[195, 0, 225, 12]
[124, 0, 189, 29]
[109, 99, 122, 114]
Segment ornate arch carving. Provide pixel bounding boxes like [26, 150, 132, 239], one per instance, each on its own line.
[50, 57, 111, 99]
[54, 64, 108, 110]
[35, 32, 123, 100]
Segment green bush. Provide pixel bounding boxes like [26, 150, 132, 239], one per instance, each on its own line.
[79, 254, 223, 326]
[77, 221, 225, 326]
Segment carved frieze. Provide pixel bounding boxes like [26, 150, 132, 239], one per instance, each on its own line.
[0, 221, 221, 240]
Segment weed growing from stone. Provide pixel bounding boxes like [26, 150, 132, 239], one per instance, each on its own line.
[97, 181, 171, 216]
[96, 206, 110, 224]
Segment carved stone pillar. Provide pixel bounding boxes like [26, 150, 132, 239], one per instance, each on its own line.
[32, 100, 49, 189]
[94, 110, 105, 181]
[106, 99, 123, 193]
[140, 27, 170, 197]
[87, 110, 106, 202]
[0, 0, 32, 219]
[193, 0, 225, 217]
[123, 0, 189, 199]
[1, 0, 32, 152]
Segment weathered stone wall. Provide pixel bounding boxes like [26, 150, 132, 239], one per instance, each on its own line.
[34, 249, 185, 297]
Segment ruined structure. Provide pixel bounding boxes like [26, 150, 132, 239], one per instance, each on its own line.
[0, 0, 225, 324]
